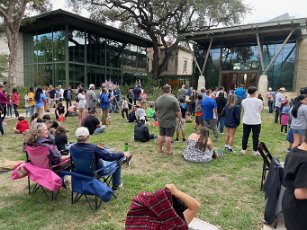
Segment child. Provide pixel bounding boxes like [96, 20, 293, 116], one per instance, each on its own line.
[175, 97, 187, 142]
[14, 116, 29, 134]
[121, 97, 129, 119]
[135, 102, 146, 121]
[128, 106, 137, 123]
[147, 104, 156, 120]
[194, 94, 203, 130]
[24, 91, 29, 117]
[6, 95, 12, 118]
[185, 111, 192, 123]
[280, 101, 290, 133]
[55, 126, 69, 152]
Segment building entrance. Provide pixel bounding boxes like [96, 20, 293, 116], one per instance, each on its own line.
[221, 71, 258, 90]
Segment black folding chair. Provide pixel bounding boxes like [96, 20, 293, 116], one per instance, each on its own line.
[257, 142, 273, 191]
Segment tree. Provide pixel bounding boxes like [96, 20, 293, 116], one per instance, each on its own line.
[0, 0, 51, 89]
[0, 53, 8, 81]
[69, 0, 249, 80]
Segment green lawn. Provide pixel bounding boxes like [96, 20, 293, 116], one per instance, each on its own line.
[0, 110, 288, 229]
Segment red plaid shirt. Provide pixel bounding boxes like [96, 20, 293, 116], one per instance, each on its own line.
[125, 188, 188, 230]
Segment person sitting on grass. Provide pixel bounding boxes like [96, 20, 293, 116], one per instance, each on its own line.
[24, 123, 70, 166]
[55, 102, 67, 121]
[55, 126, 70, 152]
[135, 102, 147, 121]
[134, 116, 155, 142]
[14, 116, 29, 134]
[82, 108, 106, 135]
[147, 104, 156, 120]
[67, 102, 78, 117]
[128, 106, 137, 123]
[125, 184, 200, 229]
[70, 127, 131, 190]
[182, 127, 218, 163]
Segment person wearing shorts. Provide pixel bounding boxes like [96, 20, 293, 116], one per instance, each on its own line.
[155, 84, 182, 155]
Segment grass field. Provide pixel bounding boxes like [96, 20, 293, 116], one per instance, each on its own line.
[0, 109, 288, 229]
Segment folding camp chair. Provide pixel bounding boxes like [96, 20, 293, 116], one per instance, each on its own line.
[257, 142, 273, 191]
[69, 147, 124, 210]
[25, 144, 70, 200]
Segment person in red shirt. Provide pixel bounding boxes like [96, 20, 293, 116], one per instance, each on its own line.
[14, 116, 29, 134]
[12, 88, 20, 118]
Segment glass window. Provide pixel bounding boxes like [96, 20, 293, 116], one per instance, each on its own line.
[222, 46, 259, 71]
[53, 31, 65, 62]
[37, 64, 53, 86]
[69, 64, 85, 88]
[23, 33, 36, 64]
[55, 63, 65, 86]
[68, 29, 86, 63]
[36, 32, 53, 63]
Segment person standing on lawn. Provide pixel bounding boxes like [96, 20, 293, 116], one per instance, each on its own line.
[241, 86, 263, 156]
[155, 84, 182, 155]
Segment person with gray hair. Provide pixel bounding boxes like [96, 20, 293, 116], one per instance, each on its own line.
[70, 127, 131, 190]
[86, 84, 98, 112]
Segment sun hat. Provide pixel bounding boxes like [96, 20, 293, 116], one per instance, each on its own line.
[279, 87, 286, 91]
[75, 127, 89, 139]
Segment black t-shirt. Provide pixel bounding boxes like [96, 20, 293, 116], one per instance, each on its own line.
[83, 115, 100, 135]
[49, 89, 56, 99]
[282, 147, 307, 230]
[55, 133, 68, 151]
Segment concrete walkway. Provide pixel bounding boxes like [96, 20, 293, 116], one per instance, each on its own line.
[189, 218, 220, 230]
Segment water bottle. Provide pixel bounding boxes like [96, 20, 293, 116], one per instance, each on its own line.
[124, 143, 129, 152]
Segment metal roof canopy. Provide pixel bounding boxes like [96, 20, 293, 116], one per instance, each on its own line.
[181, 18, 307, 47]
[20, 9, 153, 47]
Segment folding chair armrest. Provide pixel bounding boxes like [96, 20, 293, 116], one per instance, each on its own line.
[95, 161, 118, 175]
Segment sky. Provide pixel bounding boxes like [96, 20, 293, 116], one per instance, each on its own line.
[52, 0, 307, 25]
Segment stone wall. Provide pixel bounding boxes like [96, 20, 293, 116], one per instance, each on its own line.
[295, 34, 307, 92]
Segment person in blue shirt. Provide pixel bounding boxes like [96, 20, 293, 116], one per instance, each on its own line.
[201, 92, 219, 142]
[234, 84, 246, 109]
[34, 87, 46, 118]
[99, 88, 110, 125]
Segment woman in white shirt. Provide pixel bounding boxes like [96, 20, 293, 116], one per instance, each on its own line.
[77, 88, 86, 125]
[241, 86, 263, 156]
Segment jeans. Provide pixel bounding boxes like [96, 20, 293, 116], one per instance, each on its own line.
[25, 107, 29, 116]
[29, 106, 35, 117]
[217, 113, 225, 133]
[7, 105, 12, 117]
[122, 108, 128, 119]
[242, 123, 261, 151]
[65, 99, 72, 109]
[98, 160, 121, 187]
[13, 104, 19, 117]
[93, 126, 106, 135]
[274, 107, 280, 123]
[268, 101, 274, 113]
[204, 119, 219, 139]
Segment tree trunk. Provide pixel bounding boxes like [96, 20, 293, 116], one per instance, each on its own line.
[5, 27, 19, 90]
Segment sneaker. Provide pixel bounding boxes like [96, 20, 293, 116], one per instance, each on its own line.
[253, 151, 260, 156]
[228, 148, 236, 153]
[112, 183, 123, 191]
[241, 150, 247, 155]
[182, 138, 186, 142]
[175, 138, 179, 143]
[220, 132, 224, 135]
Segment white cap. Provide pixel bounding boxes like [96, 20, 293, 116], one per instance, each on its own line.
[75, 127, 89, 139]
[140, 116, 146, 121]
[89, 84, 95, 89]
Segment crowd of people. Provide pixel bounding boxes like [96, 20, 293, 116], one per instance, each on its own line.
[2, 78, 307, 229]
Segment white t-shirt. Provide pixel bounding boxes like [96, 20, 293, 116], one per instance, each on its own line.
[242, 97, 263, 125]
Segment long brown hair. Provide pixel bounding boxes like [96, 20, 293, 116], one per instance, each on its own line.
[195, 127, 209, 151]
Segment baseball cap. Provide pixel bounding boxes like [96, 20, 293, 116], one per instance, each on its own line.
[140, 116, 146, 121]
[75, 127, 89, 139]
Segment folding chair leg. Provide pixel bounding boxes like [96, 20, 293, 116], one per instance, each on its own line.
[27, 176, 31, 194]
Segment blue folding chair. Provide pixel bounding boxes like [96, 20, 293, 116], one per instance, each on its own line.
[68, 147, 124, 210]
